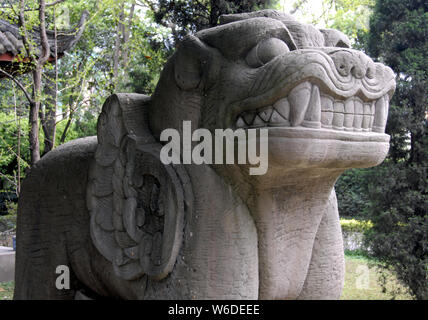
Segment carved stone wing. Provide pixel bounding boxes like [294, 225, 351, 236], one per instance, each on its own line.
[87, 93, 193, 281]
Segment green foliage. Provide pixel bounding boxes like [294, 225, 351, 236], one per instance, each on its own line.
[0, 108, 30, 191]
[0, 202, 17, 231]
[344, 249, 371, 259]
[363, 161, 427, 300]
[148, 0, 277, 45]
[280, 0, 374, 46]
[329, 0, 374, 47]
[56, 110, 98, 144]
[0, 281, 14, 300]
[0, 0, 172, 177]
[361, 0, 428, 300]
[335, 168, 370, 218]
[340, 218, 373, 233]
[126, 17, 171, 94]
[341, 253, 413, 300]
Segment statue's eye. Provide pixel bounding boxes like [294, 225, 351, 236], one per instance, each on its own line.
[246, 38, 290, 68]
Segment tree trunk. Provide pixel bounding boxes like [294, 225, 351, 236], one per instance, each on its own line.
[28, 99, 40, 165]
[122, 1, 135, 69]
[12, 82, 21, 196]
[59, 107, 73, 144]
[28, 0, 51, 164]
[113, 1, 125, 85]
[41, 68, 57, 155]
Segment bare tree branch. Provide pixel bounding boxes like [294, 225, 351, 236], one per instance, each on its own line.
[0, 68, 33, 104]
[289, 0, 309, 15]
[122, 0, 136, 68]
[6, 0, 18, 17]
[313, 0, 335, 25]
[38, 0, 51, 66]
[12, 82, 22, 195]
[45, 0, 66, 7]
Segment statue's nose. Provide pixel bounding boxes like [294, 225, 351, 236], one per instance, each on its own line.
[329, 50, 375, 79]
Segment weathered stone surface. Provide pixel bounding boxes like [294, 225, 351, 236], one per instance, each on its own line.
[14, 10, 395, 300]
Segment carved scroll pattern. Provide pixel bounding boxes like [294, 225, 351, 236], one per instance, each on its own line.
[87, 94, 192, 281]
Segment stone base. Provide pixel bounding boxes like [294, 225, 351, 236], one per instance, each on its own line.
[0, 246, 15, 282]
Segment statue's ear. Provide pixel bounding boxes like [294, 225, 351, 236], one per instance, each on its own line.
[174, 35, 211, 91]
[88, 93, 193, 281]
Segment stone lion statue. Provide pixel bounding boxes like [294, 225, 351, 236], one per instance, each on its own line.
[14, 10, 395, 299]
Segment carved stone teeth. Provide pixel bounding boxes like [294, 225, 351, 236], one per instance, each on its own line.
[353, 114, 363, 131]
[354, 99, 364, 115]
[332, 101, 345, 130]
[242, 111, 256, 126]
[372, 94, 389, 133]
[288, 81, 312, 127]
[235, 88, 385, 133]
[362, 103, 372, 131]
[353, 99, 363, 131]
[321, 95, 334, 112]
[258, 106, 273, 122]
[237, 104, 290, 128]
[369, 101, 375, 129]
[344, 98, 354, 131]
[321, 94, 334, 128]
[273, 98, 290, 119]
[321, 111, 333, 128]
[302, 84, 321, 129]
[236, 116, 246, 128]
[252, 114, 265, 127]
[269, 109, 290, 127]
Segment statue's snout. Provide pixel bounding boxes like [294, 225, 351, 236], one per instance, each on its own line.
[328, 49, 376, 79]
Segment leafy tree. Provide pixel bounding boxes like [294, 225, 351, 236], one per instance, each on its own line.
[0, 109, 30, 194]
[283, 0, 374, 43]
[143, 0, 277, 45]
[0, 0, 168, 157]
[0, 0, 169, 196]
[124, 8, 171, 94]
[361, 0, 427, 300]
[0, 77, 32, 195]
[335, 168, 370, 219]
[0, 0, 79, 164]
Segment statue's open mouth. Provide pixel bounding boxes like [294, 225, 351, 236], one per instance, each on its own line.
[234, 81, 389, 134]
